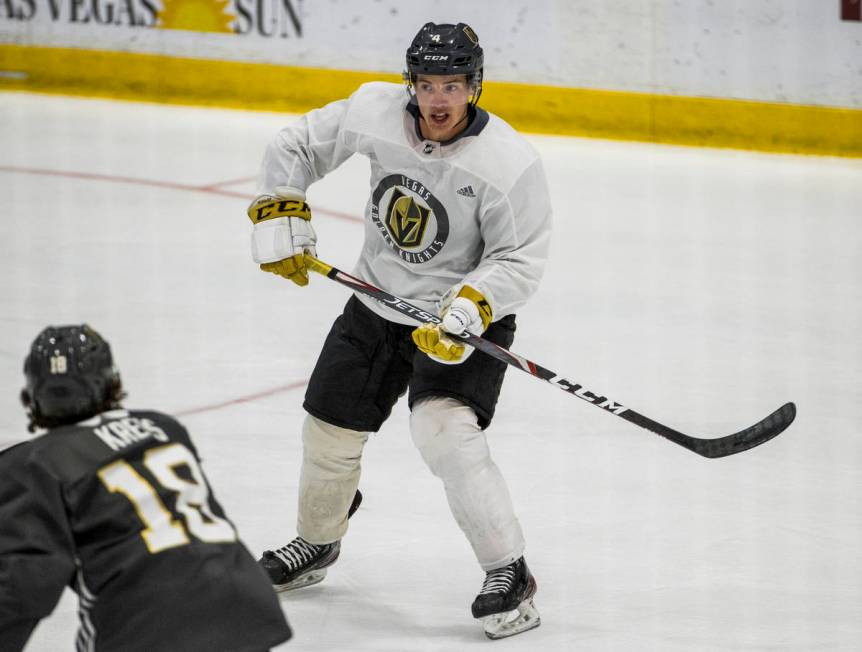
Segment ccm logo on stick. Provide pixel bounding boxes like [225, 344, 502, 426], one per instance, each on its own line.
[549, 376, 628, 415]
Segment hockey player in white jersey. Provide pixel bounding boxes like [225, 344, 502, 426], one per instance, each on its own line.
[247, 22, 551, 640]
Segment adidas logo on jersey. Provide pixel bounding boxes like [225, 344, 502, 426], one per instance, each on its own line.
[456, 185, 476, 198]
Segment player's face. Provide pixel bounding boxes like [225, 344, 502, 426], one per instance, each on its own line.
[414, 74, 473, 142]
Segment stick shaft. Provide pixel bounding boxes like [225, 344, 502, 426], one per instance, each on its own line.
[304, 254, 795, 458]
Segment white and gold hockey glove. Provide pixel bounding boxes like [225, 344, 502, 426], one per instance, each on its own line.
[412, 285, 493, 364]
[247, 191, 317, 287]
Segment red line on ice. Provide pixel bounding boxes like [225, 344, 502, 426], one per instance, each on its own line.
[175, 380, 309, 417]
[0, 163, 363, 417]
[0, 165, 363, 224]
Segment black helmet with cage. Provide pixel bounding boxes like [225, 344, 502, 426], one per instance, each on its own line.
[21, 324, 124, 431]
[404, 22, 484, 106]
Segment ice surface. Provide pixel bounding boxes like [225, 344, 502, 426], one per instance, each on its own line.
[1, 93, 860, 651]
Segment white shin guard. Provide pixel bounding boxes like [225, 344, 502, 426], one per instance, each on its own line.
[410, 397, 525, 570]
[297, 414, 368, 544]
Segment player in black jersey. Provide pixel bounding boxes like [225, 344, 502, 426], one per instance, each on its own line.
[0, 325, 292, 652]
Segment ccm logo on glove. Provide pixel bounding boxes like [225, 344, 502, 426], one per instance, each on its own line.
[249, 198, 311, 223]
[247, 194, 318, 287]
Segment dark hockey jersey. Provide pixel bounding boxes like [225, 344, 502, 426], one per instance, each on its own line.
[0, 409, 291, 652]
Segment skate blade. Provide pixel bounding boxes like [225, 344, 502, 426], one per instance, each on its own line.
[274, 568, 327, 593]
[482, 599, 541, 640]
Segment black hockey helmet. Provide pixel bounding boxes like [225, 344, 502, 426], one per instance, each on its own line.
[21, 324, 124, 431]
[404, 22, 484, 104]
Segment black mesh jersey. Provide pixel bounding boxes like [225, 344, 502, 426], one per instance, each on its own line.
[0, 409, 291, 652]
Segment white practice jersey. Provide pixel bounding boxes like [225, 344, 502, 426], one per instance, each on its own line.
[257, 82, 552, 325]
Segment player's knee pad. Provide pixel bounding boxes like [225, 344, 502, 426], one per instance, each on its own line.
[298, 415, 368, 543]
[410, 396, 490, 480]
[301, 414, 368, 477]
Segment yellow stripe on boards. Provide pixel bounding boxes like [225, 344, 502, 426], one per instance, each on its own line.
[2, 44, 860, 158]
[0, 44, 393, 113]
[482, 81, 862, 158]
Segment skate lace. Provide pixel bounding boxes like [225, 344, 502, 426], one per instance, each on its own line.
[478, 565, 516, 596]
[272, 538, 323, 571]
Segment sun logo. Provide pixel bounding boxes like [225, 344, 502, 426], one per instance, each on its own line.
[157, 0, 236, 33]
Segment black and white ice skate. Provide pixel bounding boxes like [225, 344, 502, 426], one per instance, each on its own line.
[259, 490, 361, 592]
[471, 557, 540, 640]
[259, 537, 341, 592]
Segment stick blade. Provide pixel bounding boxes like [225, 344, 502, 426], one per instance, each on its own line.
[695, 402, 796, 459]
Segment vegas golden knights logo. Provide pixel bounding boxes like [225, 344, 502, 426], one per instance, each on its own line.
[371, 174, 449, 264]
[386, 189, 431, 248]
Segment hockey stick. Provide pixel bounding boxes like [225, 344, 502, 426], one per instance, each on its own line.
[303, 254, 795, 459]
